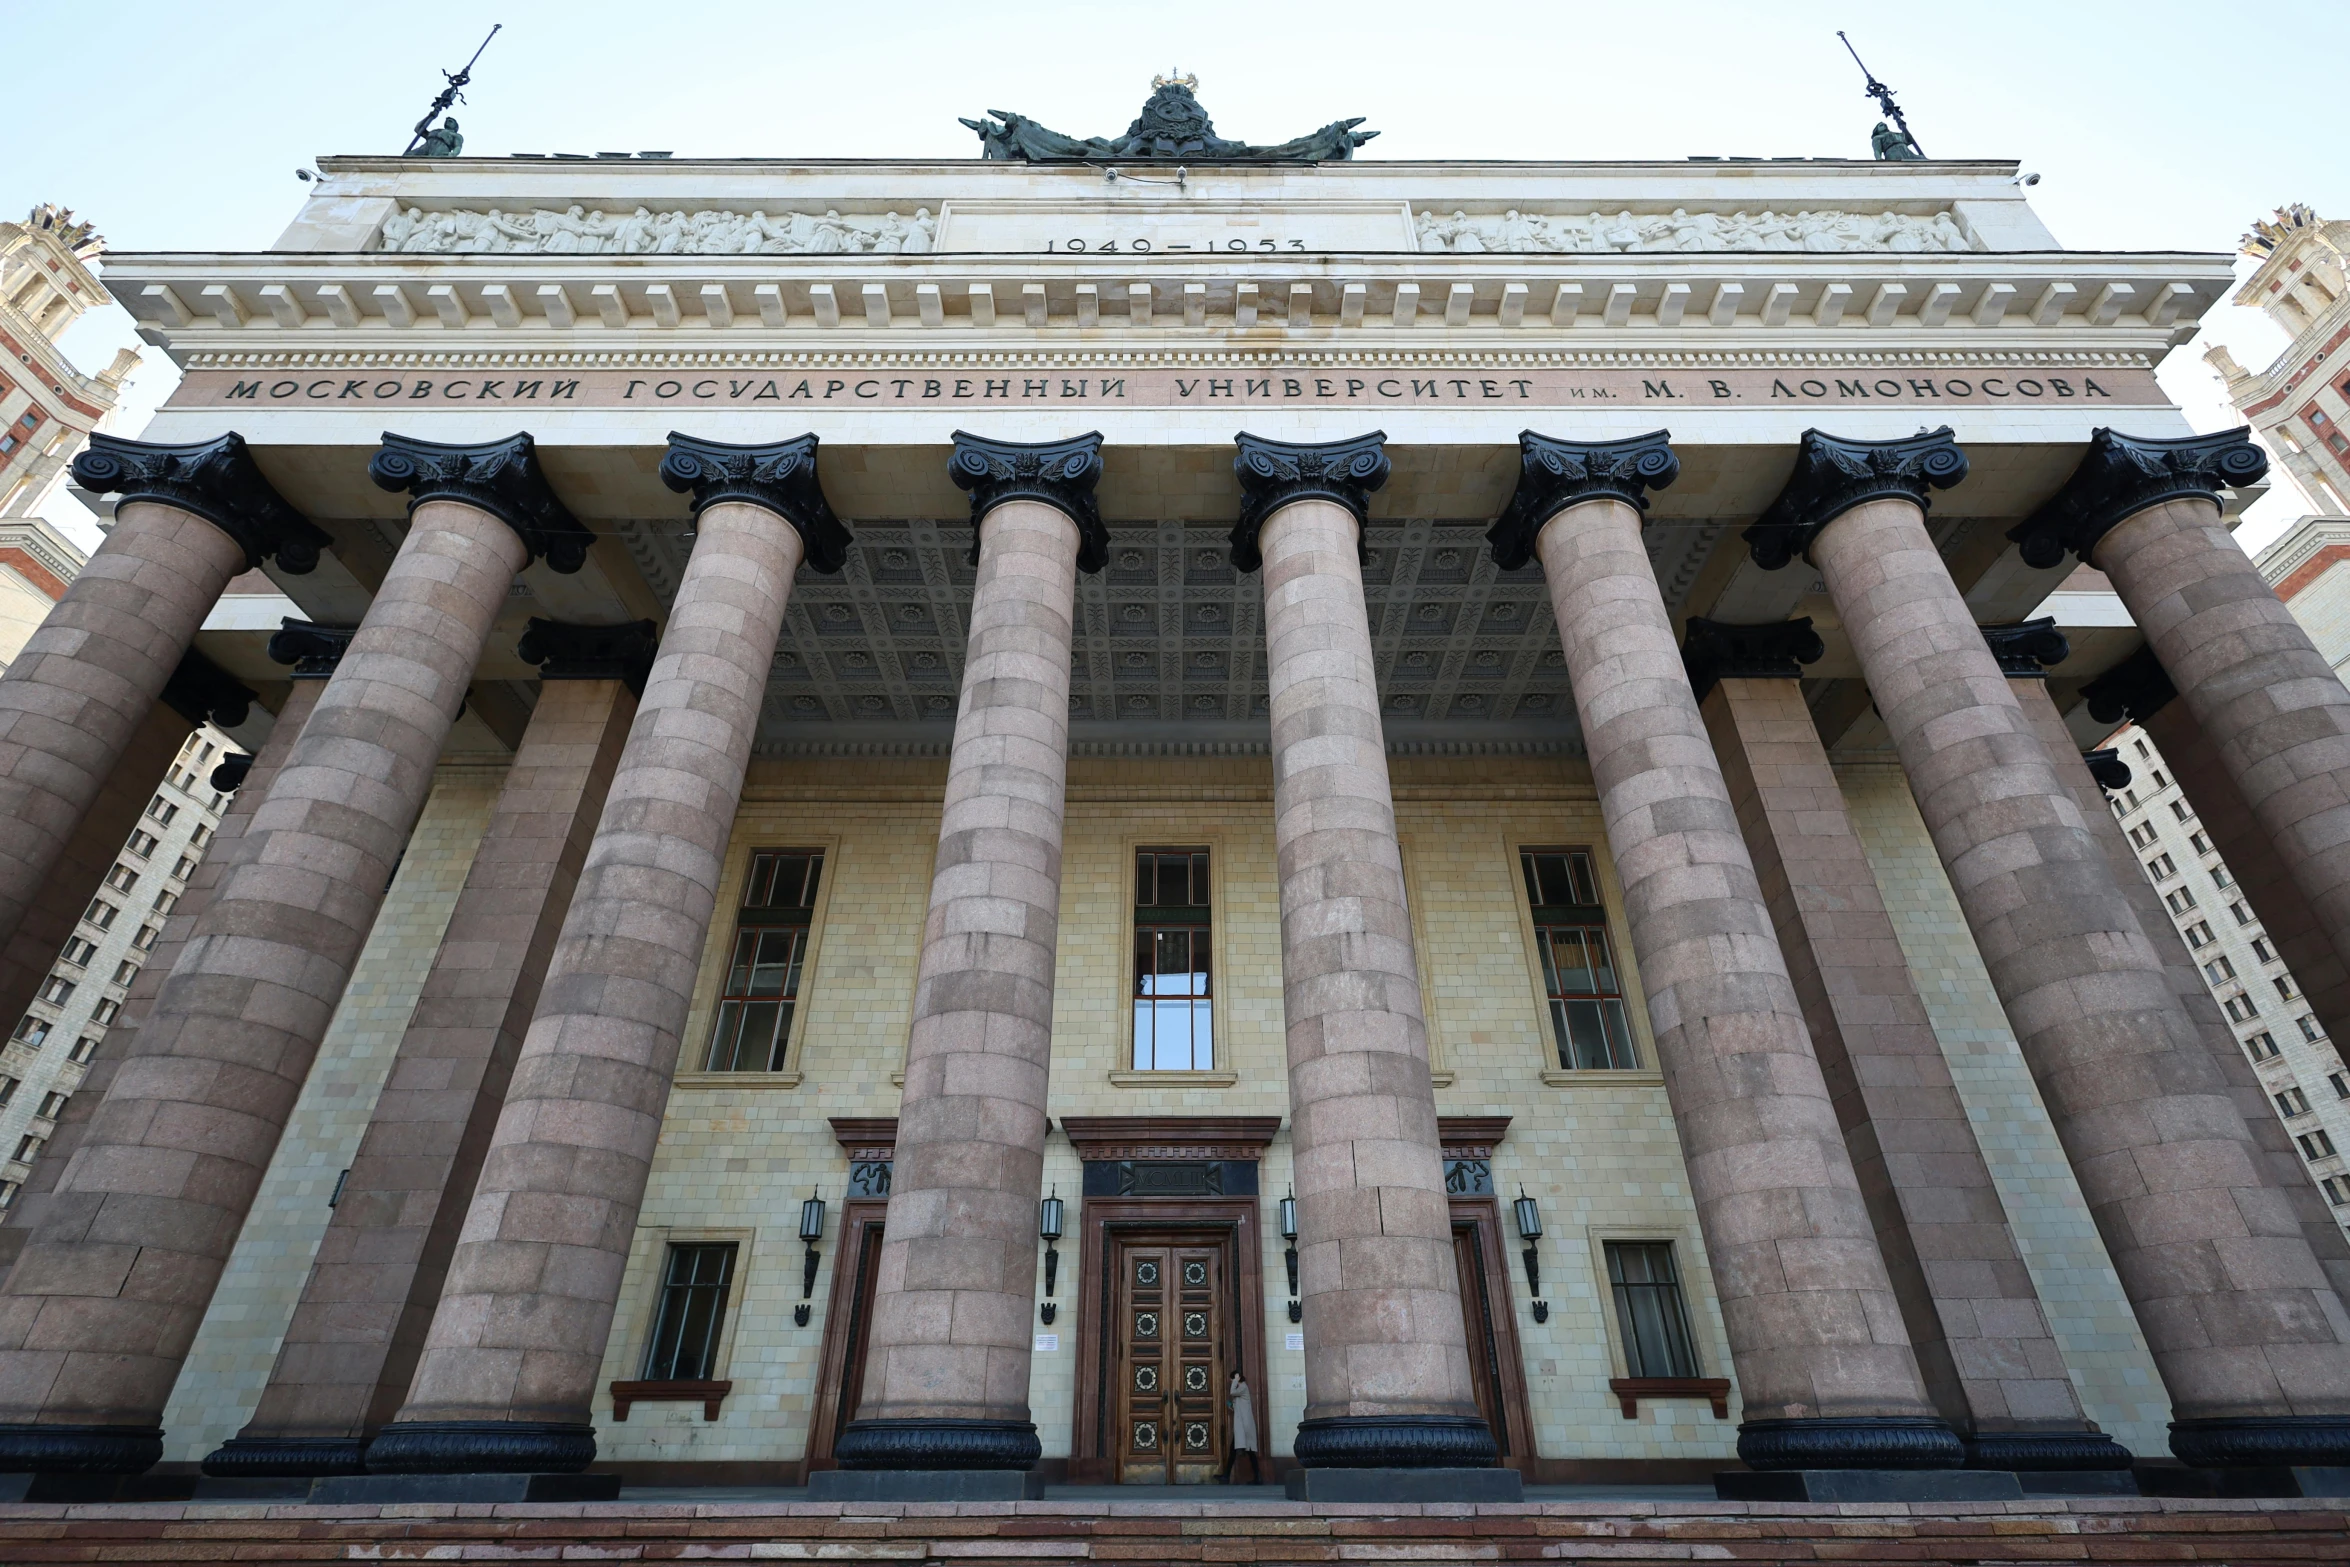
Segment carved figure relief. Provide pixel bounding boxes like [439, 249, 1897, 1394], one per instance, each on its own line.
[1412, 207, 1974, 254]
[377, 205, 937, 255]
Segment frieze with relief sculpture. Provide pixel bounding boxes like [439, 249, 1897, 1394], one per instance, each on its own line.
[379, 204, 936, 255]
[1413, 206, 1974, 253]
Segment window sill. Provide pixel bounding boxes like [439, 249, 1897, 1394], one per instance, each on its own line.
[610, 1379, 732, 1421]
[1609, 1377, 1730, 1419]
[1542, 1068, 1665, 1088]
[1108, 1069, 1239, 1089]
[672, 1071, 802, 1091]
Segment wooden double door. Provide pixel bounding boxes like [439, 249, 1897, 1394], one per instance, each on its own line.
[1109, 1232, 1233, 1484]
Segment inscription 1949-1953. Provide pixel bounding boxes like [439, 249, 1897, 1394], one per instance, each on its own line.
[171, 365, 2162, 410]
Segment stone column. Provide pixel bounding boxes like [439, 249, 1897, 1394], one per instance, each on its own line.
[0, 653, 253, 1041]
[2005, 665, 2350, 1310]
[0, 434, 321, 963]
[2020, 429, 2350, 1004]
[1494, 432, 1953, 1475]
[1755, 427, 2350, 1472]
[204, 622, 648, 1478]
[2085, 646, 2350, 1068]
[1224, 432, 1507, 1499]
[818, 433, 1101, 1498]
[0, 648, 336, 1274]
[369, 435, 845, 1479]
[1691, 618, 2128, 1472]
[0, 434, 586, 1477]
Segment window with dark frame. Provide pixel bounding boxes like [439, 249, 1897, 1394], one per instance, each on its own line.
[640, 1242, 738, 1381]
[704, 851, 823, 1072]
[1520, 849, 1637, 1070]
[1605, 1240, 1699, 1378]
[1133, 848, 1213, 1071]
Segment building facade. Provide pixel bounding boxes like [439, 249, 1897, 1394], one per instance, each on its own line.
[1, 82, 2348, 1498]
[0, 206, 139, 518]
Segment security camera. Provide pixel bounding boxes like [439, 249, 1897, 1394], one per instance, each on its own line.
[296, 168, 319, 183]
[2011, 172, 2041, 188]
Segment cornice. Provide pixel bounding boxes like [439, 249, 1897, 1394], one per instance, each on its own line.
[1056, 1115, 1284, 1163]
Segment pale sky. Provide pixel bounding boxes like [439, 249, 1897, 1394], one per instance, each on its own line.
[10, 0, 2340, 551]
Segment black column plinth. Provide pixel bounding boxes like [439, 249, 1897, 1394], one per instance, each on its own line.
[830, 1417, 1042, 1471]
[1963, 1430, 2135, 1471]
[2169, 1416, 2350, 1470]
[0, 1422, 163, 1475]
[1736, 1416, 1965, 1471]
[1291, 1414, 1498, 1469]
[202, 1434, 368, 1477]
[362, 1420, 596, 1474]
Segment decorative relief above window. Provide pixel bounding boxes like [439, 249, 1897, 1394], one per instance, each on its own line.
[1412, 207, 1976, 254]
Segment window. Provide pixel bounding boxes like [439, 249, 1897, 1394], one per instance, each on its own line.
[2225, 994, 2261, 1022]
[640, 1242, 738, 1381]
[2301, 1015, 2325, 1043]
[2300, 1129, 2339, 1162]
[90, 999, 118, 1026]
[12, 1135, 41, 1163]
[703, 850, 823, 1072]
[2167, 887, 2199, 915]
[7, 1017, 44, 1049]
[2248, 1031, 2282, 1061]
[2128, 824, 2157, 849]
[2205, 956, 2236, 984]
[2123, 789, 2140, 811]
[35, 1092, 65, 1120]
[190, 825, 210, 849]
[37, 976, 74, 1006]
[2149, 854, 2177, 880]
[172, 855, 196, 879]
[131, 926, 157, 951]
[2232, 902, 2254, 927]
[2134, 738, 2150, 758]
[2278, 975, 2301, 1001]
[67, 1036, 97, 1064]
[2184, 922, 2214, 949]
[110, 960, 136, 987]
[1605, 1241, 1699, 1378]
[2277, 1087, 2312, 1118]
[2327, 1175, 2350, 1206]
[2253, 938, 2276, 963]
[1521, 849, 1637, 1070]
[2172, 801, 2194, 823]
[103, 865, 137, 893]
[0, 1182, 14, 1211]
[2152, 769, 2170, 789]
[2213, 866, 2235, 889]
[83, 899, 117, 931]
[59, 938, 95, 968]
[145, 795, 177, 826]
[124, 830, 159, 860]
[0, 1078, 15, 1109]
[1132, 848, 1214, 1072]
[151, 890, 175, 916]
[2189, 832, 2212, 855]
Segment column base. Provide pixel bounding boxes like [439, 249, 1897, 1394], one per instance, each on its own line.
[1715, 1469, 2022, 1503]
[309, 1472, 621, 1504]
[808, 1468, 1046, 1502]
[2136, 1464, 2350, 1499]
[0, 1422, 163, 1476]
[363, 1420, 596, 1475]
[831, 1417, 1043, 1471]
[1284, 1466, 1524, 1503]
[1963, 1430, 2135, 1472]
[202, 1434, 368, 1477]
[1291, 1415, 1499, 1469]
[1736, 1416, 1964, 1471]
[2168, 1416, 2350, 1469]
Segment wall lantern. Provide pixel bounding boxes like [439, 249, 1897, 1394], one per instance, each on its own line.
[1513, 1187, 1548, 1323]
[795, 1189, 827, 1326]
[1279, 1189, 1301, 1323]
[1039, 1189, 1065, 1325]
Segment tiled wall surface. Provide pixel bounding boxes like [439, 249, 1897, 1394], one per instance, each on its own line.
[167, 751, 2166, 1471]
[159, 765, 505, 1463]
[1839, 760, 2170, 1458]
